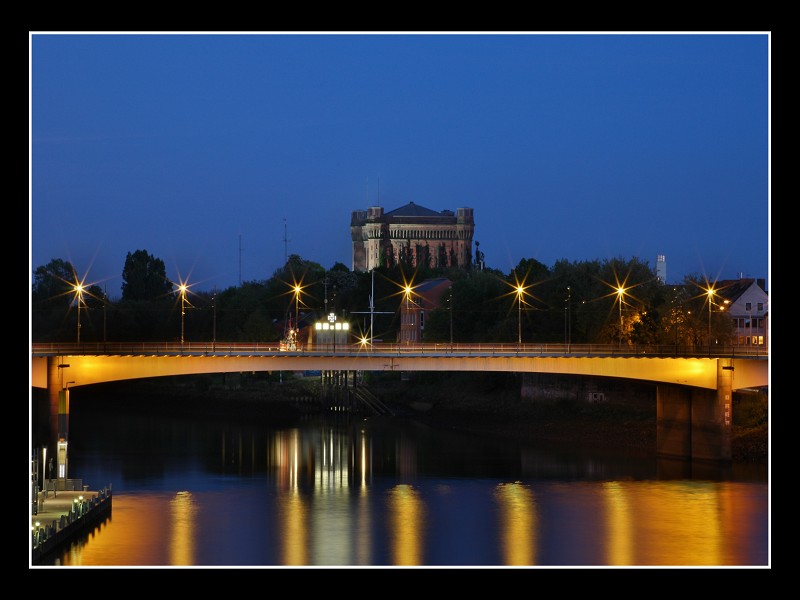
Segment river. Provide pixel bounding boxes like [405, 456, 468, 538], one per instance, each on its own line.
[35, 396, 769, 568]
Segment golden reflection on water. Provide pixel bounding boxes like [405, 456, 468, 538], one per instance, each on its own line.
[603, 482, 633, 565]
[274, 428, 308, 565]
[168, 490, 197, 566]
[279, 491, 308, 566]
[310, 425, 353, 565]
[356, 430, 372, 565]
[494, 482, 537, 566]
[388, 484, 425, 566]
[54, 495, 174, 566]
[629, 481, 723, 566]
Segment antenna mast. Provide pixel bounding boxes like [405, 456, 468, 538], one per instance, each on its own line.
[239, 233, 242, 286]
[283, 218, 289, 265]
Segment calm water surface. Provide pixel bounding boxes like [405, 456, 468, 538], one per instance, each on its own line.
[37, 401, 769, 568]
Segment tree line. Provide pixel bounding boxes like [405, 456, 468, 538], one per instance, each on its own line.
[31, 249, 732, 347]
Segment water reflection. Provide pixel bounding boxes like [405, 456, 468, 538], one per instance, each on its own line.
[169, 490, 196, 566]
[495, 482, 537, 566]
[603, 482, 633, 566]
[388, 484, 425, 566]
[41, 406, 768, 567]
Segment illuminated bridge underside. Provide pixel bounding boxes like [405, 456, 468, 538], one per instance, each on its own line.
[31, 354, 768, 391]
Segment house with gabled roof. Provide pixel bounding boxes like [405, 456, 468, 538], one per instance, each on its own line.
[716, 277, 769, 350]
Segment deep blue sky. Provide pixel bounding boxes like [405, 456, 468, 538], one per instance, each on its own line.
[30, 32, 770, 296]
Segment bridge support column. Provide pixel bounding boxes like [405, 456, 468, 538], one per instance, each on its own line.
[43, 357, 72, 471]
[656, 360, 733, 462]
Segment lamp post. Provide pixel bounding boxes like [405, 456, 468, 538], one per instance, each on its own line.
[706, 287, 715, 345]
[179, 283, 187, 345]
[212, 289, 217, 351]
[449, 286, 453, 350]
[404, 284, 413, 344]
[74, 283, 84, 344]
[328, 312, 337, 354]
[564, 286, 571, 351]
[616, 286, 625, 347]
[293, 284, 302, 334]
[516, 284, 524, 346]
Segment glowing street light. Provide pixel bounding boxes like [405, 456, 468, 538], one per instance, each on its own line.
[503, 270, 532, 348]
[404, 284, 413, 310]
[706, 287, 715, 342]
[179, 283, 188, 345]
[74, 283, 84, 344]
[293, 283, 302, 332]
[402, 283, 416, 344]
[516, 284, 525, 346]
[616, 285, 627, 347]
[705, 286, 727, 345]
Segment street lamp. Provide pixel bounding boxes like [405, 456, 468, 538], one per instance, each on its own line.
[706, 287, 715, 345]
[293, 283, 302, 333]
[616, 286, 626, 347]
[212, 289, 217, 351]
[179, 283, 188, 345]
[328, 312, 337, 353]
[74, 283, 84, 344]
[516, 284, 524, 346]
[449, 286, 453, 349]
[564, 286, 571, 351]
[403, 284, 413, 344]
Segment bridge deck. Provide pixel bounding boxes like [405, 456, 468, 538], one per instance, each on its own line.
[32, 343, 768, 391]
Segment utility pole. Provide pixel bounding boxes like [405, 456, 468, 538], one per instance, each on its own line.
[103, 285, 107, 345]
[283, 218, 289, 265]
[564, 286, 571, 352]
[212, 287, 217, 351]
[449, 286, 454, 349]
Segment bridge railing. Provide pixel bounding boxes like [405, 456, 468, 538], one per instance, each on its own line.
[31, 341, 768, 359]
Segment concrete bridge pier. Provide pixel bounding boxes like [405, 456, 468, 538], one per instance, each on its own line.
[656, 360, 734, 463]
[45, 357, 70, 453]
[37, 357, 73, 484]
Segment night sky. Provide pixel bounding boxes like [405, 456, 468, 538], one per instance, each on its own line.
[30, 32, 770, 296]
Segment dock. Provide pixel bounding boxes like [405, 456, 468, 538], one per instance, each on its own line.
[30, 485, 112, 565]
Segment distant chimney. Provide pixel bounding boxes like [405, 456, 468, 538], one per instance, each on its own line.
[757, 278, 766, 292]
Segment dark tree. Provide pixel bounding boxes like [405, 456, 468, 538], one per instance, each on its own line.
[121, 250, 173, 302]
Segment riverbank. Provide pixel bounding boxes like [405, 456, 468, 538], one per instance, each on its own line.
[372, 371, 768, 464]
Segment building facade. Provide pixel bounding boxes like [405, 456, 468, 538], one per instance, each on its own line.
[398, 277, 453, 344]
[351, 202, 474, 272]
[717, 277, 769, 350]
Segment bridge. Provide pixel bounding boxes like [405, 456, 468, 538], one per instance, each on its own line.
[31, 342, 768, 463]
